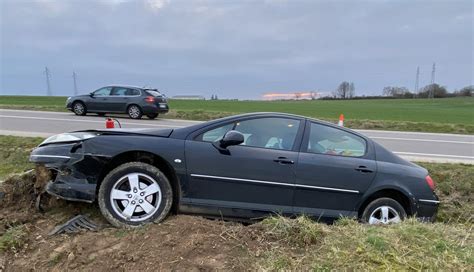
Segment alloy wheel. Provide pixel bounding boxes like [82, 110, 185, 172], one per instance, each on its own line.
[128, 106, 141, 119]
[368, 205, 401, 225]
[73, 103, 84, 115]
[109, 173, 162, 222]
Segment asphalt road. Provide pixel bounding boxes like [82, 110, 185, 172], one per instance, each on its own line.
[0, 109, 472, 164]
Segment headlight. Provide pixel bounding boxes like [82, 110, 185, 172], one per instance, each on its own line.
[67, 97, 72, 101]
[40, 132, 98, 146]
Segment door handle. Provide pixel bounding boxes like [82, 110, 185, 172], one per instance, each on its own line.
[355, 166, 373, 173]
[273, 157, 294, 165]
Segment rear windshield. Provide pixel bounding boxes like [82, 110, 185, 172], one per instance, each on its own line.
[144, 90, 162, 97]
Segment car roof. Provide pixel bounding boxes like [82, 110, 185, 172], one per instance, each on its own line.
[103, 84, 157, 90]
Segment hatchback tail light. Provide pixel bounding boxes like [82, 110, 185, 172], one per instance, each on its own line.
[145, 96, 155, 103]
[425, 175, 435, 190]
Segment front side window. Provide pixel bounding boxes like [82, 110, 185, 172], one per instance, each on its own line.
[197, 117, 301, 151]
[235, 118, 300, 150]
[199, 123, 234, 142]
[94, 87, 112, 96]
[307, 123, 366, 157]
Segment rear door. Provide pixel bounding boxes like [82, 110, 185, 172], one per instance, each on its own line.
[108, 87, 130, 112]
[293, 121, 376, 219]
[183, 116, 304, 218]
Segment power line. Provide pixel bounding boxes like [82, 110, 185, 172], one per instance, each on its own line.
[44, 67, 52, 96]
[72, 71, 78, 95]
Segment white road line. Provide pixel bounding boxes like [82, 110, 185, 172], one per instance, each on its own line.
[371, 136, 473, 144]
[0, 115, 185, 128]
[0, 109, 203, 123]
[355, 129, 473, 138]
[0, 109, 69, 115]
[393, 151, 474, 160]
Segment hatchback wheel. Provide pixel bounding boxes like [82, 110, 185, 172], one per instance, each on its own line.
[98, 162, 173, 228]
[361, 198, 407, 225]
[72, 101, 86, 116]
[128, 105, 142, 119]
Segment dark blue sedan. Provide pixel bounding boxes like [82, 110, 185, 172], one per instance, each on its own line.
[30, 112, 439, 227]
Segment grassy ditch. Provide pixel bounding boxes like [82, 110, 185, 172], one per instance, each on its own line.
[0, 136, 43, 180]
[1, 96, 473, 134]
[254, 216, 472, 270]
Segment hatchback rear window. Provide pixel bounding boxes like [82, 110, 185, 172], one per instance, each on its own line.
[145, 90, 162, 97]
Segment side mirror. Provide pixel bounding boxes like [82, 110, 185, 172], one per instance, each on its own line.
[220, 130, 244, 148]
[89, 92, 94, 97]
[212, 130, 244, 154]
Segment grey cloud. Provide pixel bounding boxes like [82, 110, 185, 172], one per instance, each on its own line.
[1, 0, 472, 98]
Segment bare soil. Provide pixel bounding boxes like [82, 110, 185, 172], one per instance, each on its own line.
[0, 171, 260, 271]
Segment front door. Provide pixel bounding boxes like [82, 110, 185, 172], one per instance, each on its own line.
[184, 117, 304, 218]
[293, 122, 377, 219]
[88, 87, 112, 111]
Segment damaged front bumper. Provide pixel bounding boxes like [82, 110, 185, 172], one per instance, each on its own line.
[30, 142, 110, 203]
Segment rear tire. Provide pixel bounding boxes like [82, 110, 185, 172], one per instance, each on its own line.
[72, 101, 87, 116]
[127, 105, 142, 119]
[361, 198, 407, 225]
[146, 113, 159, 119]
[98, 162, 173, 228]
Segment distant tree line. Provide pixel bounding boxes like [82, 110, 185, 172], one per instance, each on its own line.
[382, 84, 472, 98]
[326, 81, 472, 100]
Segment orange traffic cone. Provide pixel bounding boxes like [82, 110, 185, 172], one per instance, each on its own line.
[338, 114, 344, 127]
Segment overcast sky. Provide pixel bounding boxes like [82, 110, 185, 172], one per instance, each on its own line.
[1, 0, 472, 99]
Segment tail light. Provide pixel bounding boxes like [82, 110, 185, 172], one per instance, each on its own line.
[145, 96, 155, 103]
[425, 175, 435, 190]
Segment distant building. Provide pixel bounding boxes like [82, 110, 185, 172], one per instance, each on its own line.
[262, 91, 321, 100]
[172, 95, 206, 100]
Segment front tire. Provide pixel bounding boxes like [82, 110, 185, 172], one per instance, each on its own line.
[127, 105, 142, 119]
[72, 101, 87, 116]
[98, 162, 173, 228]
[361, 197, 407, 225]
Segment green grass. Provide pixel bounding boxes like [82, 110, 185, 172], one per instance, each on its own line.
[421, 163, 474, 223]
[0, 225, 29, 253]
[0, 136, 43, 180]
[255, 216, 473, 271]
[1, 96, 473, 133]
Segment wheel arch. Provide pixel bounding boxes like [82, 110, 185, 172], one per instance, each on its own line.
[358, 187, 414, 218]
[126, 103, 142, 111]
[72, 99, 86, 108]
[97, 150, 181, 214]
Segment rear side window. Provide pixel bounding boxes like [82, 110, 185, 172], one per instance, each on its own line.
[111, 87, 128, 96]
[307, 123, 366, 157]
[125, 89, 140, 96]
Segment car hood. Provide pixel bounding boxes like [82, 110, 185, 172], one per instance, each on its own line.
[78, 128, 173, 137]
